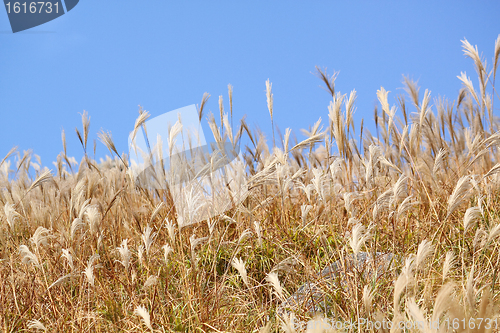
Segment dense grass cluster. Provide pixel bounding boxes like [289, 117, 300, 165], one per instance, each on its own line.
[1, 37, 500, 332]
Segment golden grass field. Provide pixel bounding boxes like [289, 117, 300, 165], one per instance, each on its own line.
[1, 37, 500, 332]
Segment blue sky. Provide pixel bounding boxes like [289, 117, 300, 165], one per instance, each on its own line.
[1, 1, 500, 166]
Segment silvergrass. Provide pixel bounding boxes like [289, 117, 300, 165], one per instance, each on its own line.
[0, 36, 499, 332]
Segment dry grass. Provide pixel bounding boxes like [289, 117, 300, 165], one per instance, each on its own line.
[1, 37, 500, 332]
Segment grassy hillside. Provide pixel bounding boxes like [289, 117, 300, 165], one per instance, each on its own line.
[1, 37, 500, 332]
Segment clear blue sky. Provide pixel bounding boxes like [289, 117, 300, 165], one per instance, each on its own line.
[1, 1, 500, 166]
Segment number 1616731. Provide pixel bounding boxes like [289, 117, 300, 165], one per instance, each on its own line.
[443, 318, 498, 330]
[5, 2, 59, 14]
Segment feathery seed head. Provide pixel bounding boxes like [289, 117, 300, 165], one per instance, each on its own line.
[4, 203, 21, 231]
[231, 257, 249, 288]
[265, 79, 273, 120]
[463, 206, 482, 232]
[143, 275, 158, 289]
[442, 251, 455, 283]
[134, 305, 153, 332]
[162, 244, 173, 263]
[253, 221, 262, 247]
[349, 223, 372, 255]
[141, 225, 157, 255]
[19, 245, 40, 267]
[362, 285, 375, 312]
[27, 319, 47, 331]
[415, 239, 434, 270]
[82, 254, 99, 287]
[61, 248, 74, 271]
[116, 239, 131, 270]
[85, 206, 101, 235]
[30, 226, 52, 250]
[165, 218, 176, 243]
[447, 175, 472, 218]
[266, 271, 285, 300]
